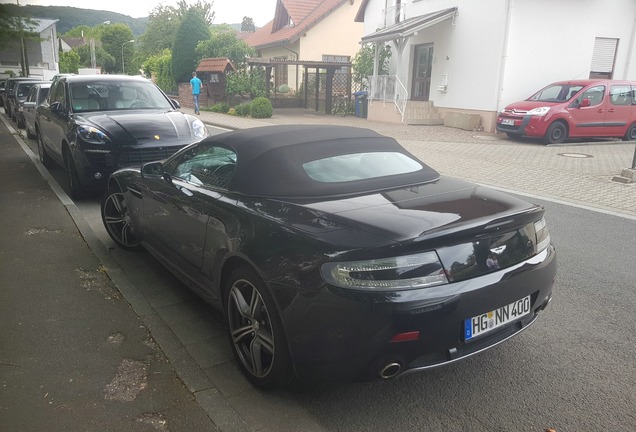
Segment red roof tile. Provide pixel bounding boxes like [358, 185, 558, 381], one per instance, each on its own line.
[196, 58, 236, 73]
[245, 0, 348, 50]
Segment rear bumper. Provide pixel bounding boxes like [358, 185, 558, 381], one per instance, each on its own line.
[275, 244, 557, 382]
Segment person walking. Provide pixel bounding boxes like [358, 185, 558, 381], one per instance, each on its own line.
[190, 71, 202, 115]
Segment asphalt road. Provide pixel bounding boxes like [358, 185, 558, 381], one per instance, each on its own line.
[18, 129, 636, 431]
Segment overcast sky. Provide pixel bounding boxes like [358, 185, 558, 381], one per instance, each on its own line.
[9, 0, 277, 26]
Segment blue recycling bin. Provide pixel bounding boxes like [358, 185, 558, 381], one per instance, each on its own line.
[354, 91, 368, 118]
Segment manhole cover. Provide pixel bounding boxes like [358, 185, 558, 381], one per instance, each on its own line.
[558, 153, 594, 158]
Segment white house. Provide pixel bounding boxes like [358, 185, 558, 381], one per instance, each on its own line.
[0, 18, 60, 80]
[356, 0, 636, 132]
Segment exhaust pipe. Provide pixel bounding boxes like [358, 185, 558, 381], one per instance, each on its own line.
[379, 362, 402, 379]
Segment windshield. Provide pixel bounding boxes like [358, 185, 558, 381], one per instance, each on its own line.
[70, 80, 173, 113]
[527, 84, 584, 103]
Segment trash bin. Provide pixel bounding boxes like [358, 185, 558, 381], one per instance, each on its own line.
[354, 91, 368, 118]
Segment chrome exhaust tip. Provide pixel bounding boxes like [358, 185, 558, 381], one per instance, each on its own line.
[379, 362, 402, 379]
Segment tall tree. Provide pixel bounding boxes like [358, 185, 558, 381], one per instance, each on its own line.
[59, 50, 81, 74]
[241, 16, 255, 33]
[171, 9, 211, 83]
[100, 23, 135, 74]
[195, 24, 255, 68]
[0, 5, 39, 76]
[352, 43, 392, 90]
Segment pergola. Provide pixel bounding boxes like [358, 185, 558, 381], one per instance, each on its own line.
[246, 58, 352, 114]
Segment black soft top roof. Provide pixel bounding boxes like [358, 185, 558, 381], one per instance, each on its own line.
[207, 125, 440, 198]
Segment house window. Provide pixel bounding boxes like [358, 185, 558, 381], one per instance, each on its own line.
[323, 55, 350, 74]
[273, 56, 288, 88]
[590, 37, 618, 79]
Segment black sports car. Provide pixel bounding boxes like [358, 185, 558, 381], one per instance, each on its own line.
[101, 125, 556, 389]
[36, 75, 208, 199]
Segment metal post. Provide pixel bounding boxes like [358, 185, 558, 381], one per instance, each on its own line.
[121, 40, 134, 74]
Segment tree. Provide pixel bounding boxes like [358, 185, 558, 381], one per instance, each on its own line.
[171, 9, 211, 83]
[241, 16, 255, 33]
[195, 24, 255, 68]
[144, 49, 176, 93]
[100, 23, 135, 74]
[59, 50, 81, 74]
[226, 68, 266, 99]
[351, 43, 392, 90]
[0, 5, 39, 76]
[74, 44, 116, 71]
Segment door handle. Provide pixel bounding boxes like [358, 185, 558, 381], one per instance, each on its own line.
[608, 108, 615, 113]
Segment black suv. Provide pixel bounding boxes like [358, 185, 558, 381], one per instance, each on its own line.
[35, 74, 208, 198]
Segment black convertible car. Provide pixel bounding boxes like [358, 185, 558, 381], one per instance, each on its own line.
[101, 125, 556, 388]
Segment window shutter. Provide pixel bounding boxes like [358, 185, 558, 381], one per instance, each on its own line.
[590, 37, 618, 73]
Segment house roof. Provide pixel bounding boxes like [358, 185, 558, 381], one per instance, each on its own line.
[361, 7, 457, 43]
[61, 37, 87, 50]
[196, 58, 236, 73]
[244, 0, 348, 50]
[32, 18, 58, 34]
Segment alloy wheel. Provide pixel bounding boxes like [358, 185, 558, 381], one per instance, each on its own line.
[227, 279, 276, 378]
[102, 188, 140, 249]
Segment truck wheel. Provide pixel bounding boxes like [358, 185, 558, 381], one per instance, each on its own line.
[623, 123, 636, 141]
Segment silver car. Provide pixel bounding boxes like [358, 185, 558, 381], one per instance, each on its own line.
[22, 82, 51, 139]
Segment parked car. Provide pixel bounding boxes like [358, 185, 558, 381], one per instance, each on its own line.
[497, 79, 636, 144]
[22, 82, 51, 138]
[0, 80, 6, 107]
[3, 77, 38, 119]
[12, 80, 43, 128]
[101, 125, 557, 389]
[36, 74, 208, 199]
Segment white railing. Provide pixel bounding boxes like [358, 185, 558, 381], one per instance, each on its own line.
[381, 3, 406, 28]
[369, 75, 408, 122]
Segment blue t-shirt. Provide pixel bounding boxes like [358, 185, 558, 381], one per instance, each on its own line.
[190, 76, 202, 95]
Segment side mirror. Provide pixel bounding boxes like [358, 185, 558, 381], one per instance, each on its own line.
[23, 101, 36, 109]
[579, 98, 591, 108]
[141, 161, 166, 179]
[171, 99, 181, 109]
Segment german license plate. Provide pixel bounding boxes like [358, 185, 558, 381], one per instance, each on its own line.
[464, 296, 531, 341]
[501, 119, 515, 126]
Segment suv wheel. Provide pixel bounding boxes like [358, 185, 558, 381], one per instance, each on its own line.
[544, 122, 567, 144]
[64, 150, 86, 199]
[36, 131, 54, 168]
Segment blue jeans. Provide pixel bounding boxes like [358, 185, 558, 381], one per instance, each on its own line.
[193, 94, 200, 113]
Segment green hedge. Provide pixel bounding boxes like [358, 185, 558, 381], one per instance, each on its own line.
[250, 97, 273, 119]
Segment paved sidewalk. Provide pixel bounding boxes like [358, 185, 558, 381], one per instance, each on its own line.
[191, 107, 636, 218]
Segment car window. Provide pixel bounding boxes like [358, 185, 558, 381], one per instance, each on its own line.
[50, 81, 66, 107]
[26, 86, 37, 103]
[69, 80, 173, 112]
[168, 144, 237, 190]
[303, 152, 423, 183]
[17, 83, 36, 98]
[609, 85, 632, 106]
[37, 87, 50, 105]
[581, 85, 605, 107]
[529, 84, 584, 102]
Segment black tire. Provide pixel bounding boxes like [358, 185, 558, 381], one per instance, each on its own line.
[225, 266, 293, 389]
[36, 130, 54, 169]
[544, 122, 567, 144]
[101, 186, 141, 250]
[64, 150, 86, 199]
[623, 123, 636, 141]
[17, 115, 24, 129]
[26, 125, 34, 139]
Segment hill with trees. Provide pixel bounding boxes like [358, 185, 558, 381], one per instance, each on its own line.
[1, 4, 148, 36]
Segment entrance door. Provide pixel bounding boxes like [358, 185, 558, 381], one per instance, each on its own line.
[412, 44, 433, 101]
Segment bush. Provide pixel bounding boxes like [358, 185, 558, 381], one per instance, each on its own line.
[227, 107, 237, 116]
[234, 102, 251, 117]
[250, 97, 273, 119]
[209, 102, 230, 113]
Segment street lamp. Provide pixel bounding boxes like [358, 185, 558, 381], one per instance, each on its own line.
[121, 40, 135, 74]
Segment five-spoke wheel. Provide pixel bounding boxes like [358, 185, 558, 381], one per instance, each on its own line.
[101, 187, 140, 250]
[225, 266, 291, 389]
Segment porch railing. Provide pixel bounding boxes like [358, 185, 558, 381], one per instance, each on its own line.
[368, 75, 408, 122]
[381, 3, 407, 28]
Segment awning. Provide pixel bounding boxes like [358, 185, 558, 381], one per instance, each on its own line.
[361, 7, 457, 44]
